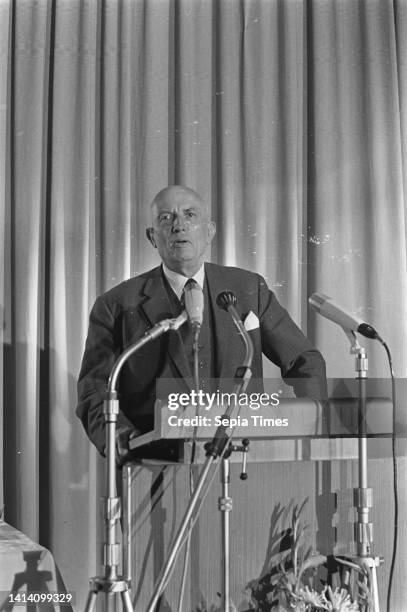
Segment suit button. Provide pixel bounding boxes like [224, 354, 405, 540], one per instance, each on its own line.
[199, 361, 204, 369]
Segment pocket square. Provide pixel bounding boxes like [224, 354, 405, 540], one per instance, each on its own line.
[243, 310, 259, 331]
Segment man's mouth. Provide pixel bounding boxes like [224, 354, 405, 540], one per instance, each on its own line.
[172, 239, 191, 247]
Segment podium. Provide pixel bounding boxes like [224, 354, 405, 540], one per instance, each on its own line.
[124, 396, 407, 611]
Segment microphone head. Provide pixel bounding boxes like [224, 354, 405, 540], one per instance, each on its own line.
[358, 323, 380, 340]
[184, 280, 204, 326]
[309, 292, 381, 341]
[216, 290, 237, 311]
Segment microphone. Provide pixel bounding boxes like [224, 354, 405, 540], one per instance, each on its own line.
[216, 290, 254, 369]
[184, 280, 204, 330]
[309, 292, 381, 340]
[216, 290, 237, 312]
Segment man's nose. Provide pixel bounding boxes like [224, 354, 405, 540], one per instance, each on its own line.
[171, 214, 186, 232]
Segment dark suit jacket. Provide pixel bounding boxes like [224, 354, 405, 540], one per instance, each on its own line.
[76, 263, 326, 454]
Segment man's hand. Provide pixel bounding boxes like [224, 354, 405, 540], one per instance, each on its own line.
[115, 425, 140, 467]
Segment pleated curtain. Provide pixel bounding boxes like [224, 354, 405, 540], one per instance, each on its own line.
[0, 0, 406, 607]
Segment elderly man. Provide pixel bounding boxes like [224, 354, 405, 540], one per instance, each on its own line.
[77, 185, 326, 456]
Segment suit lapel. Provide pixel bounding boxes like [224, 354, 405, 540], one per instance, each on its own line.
[141, 268, 192, 384]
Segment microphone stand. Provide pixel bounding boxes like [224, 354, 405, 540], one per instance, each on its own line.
[218, 438, 250, 612]
[146, 291, 253, 612]
[336, 328, 383, 612]
[84, 312, 187, 612]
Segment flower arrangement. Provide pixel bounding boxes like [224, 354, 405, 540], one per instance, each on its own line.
[245, 500, 365, 612]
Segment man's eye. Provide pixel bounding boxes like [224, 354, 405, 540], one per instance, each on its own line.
[159, 214, 172, 223]
[186, 211, 196, 218]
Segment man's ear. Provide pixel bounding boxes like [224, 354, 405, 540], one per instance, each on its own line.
[207, 221, 216, 244]
[146, 227, 156, 247]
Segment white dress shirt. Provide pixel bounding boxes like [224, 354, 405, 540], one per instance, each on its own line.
[162, 263, 205, 301]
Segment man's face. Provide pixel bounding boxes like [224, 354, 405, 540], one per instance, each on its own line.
[147, 187, 216, 276]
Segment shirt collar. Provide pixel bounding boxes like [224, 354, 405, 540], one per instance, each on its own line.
[162, 263, 205, 300]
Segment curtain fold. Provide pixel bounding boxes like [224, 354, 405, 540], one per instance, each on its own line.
[307, 0, 407, 377]
[1, 0, 406, 607]
[4, 0, 52, 538]
[0, 0, 11, 515]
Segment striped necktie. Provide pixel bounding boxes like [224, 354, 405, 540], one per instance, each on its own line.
[180, 278, 198, 308]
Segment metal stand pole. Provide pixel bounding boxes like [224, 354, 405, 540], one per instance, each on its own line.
[337, 331, 383, 612]
[84, 396, 134, 612]
[123, 463, 133, 584]
[220, 457, 231, 612]
[218, 440, 249, 612]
